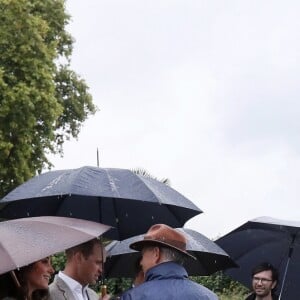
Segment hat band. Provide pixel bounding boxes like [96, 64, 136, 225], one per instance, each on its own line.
[144, 236, 186, 251]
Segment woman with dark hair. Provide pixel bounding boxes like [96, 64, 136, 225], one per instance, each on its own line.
[0, 257, 54, 300]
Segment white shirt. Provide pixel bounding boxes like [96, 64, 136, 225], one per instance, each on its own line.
[58, 271, 90, 300]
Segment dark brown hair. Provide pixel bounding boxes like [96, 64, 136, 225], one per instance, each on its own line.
[0, 265, 49, 300]
[251, 262, 279, 282]
[65, 238, 102, 260]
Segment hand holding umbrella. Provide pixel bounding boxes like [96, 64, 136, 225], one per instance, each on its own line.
[0, 216, 111, 299]
[0, 216, 111, 275]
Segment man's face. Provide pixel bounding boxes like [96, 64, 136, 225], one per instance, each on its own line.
[140, 246, 159, 274]
[252, 270, 276, 297]
[78, 243, 106, 286]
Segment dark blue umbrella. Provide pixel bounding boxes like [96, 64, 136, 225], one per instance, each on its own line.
[216, 216, 300, 300]
[104, 227, 237, 278]
[0, 166, 202, 240]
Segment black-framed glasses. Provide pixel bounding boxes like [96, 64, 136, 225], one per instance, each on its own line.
[253, 276, 273, 284]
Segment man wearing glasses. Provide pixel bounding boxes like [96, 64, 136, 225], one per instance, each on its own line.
[245, 262, 279, 300]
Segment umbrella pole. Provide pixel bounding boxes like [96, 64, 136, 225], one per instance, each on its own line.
[278, 234, 296, 300]
[10, 270, 21, 288]
[100, 235, 107, 298]
[96, 150, 107, 297]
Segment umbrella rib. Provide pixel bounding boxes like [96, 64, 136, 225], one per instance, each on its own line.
[54, 194, 70, 216]
[104, 169, 121, 198]
[111, 198, 122, 240]
[278, 233, 297, 299]
[136, 176, 164, 204]
[166, 204, 183, 227]
[97, 196, 121, 239]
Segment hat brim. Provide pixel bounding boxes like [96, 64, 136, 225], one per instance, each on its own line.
[130, 239, 196, 260]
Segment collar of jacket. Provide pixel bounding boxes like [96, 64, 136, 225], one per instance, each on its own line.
[145, 261, 188, 282]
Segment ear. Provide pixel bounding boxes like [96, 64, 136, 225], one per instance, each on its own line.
[153, 247, 161, 264]
[74, 251, 83, 264]
[271, 280, 277, 290]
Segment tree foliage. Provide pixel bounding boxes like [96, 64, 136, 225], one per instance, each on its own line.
[0, 0, 96, 197]
[193, 272, 249, 297]
[132, 168, 170, 185]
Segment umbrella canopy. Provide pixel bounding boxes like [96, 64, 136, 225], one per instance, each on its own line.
[104, 227, 237, 278]
[216, 216, 300, 300]
[0, 166, 202, 240]
[0, 216, 111, 275]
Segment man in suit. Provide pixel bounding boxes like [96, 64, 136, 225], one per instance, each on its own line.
[49, 238, 108, 300]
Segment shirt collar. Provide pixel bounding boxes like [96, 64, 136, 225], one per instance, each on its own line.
[58, 271, 89, 293]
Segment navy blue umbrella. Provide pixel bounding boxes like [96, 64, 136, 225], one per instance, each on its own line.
[216, 216, 300, 300]
[105, 227, 237, 278]
[0, 166, 202, 240]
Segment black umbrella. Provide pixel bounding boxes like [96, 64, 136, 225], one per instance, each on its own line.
[216, 216, 300, 300]
[0, 166, 202, 240]
[104, 227, 237, 278]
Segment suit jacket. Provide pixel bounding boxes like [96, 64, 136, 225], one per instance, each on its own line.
[49, 275, 99, 300]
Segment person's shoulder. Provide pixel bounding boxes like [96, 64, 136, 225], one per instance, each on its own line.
[49, 274, 68, 288]
[244, 293, 255, 300]
[187, 280, 218, 299]
[48, 276, 59, 290]
[119, 285, 141, 300]
[119, 290, 132, 300]
[49, 274, 59, 286]
[48, 276, 68, 299]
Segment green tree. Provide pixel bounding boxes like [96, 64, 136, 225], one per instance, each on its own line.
[132, 167, 170, 185]
[0, 0, 96, 197]
[192, 272, 249, 296]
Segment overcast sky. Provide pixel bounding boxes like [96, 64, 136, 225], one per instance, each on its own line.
[50, 0, 300, 239]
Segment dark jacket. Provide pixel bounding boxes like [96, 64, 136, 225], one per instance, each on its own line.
[245, 293, 279, 300]
[120, 261, 218, 300]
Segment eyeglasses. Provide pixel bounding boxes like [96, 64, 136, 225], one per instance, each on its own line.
[253, 276, 273, 284]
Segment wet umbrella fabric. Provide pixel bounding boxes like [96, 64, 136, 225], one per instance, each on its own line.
[0, 166, 202, 240]
[216, 216, 300, 300]
[0, 216, 111, 275]
[104, 227, 237, 278]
